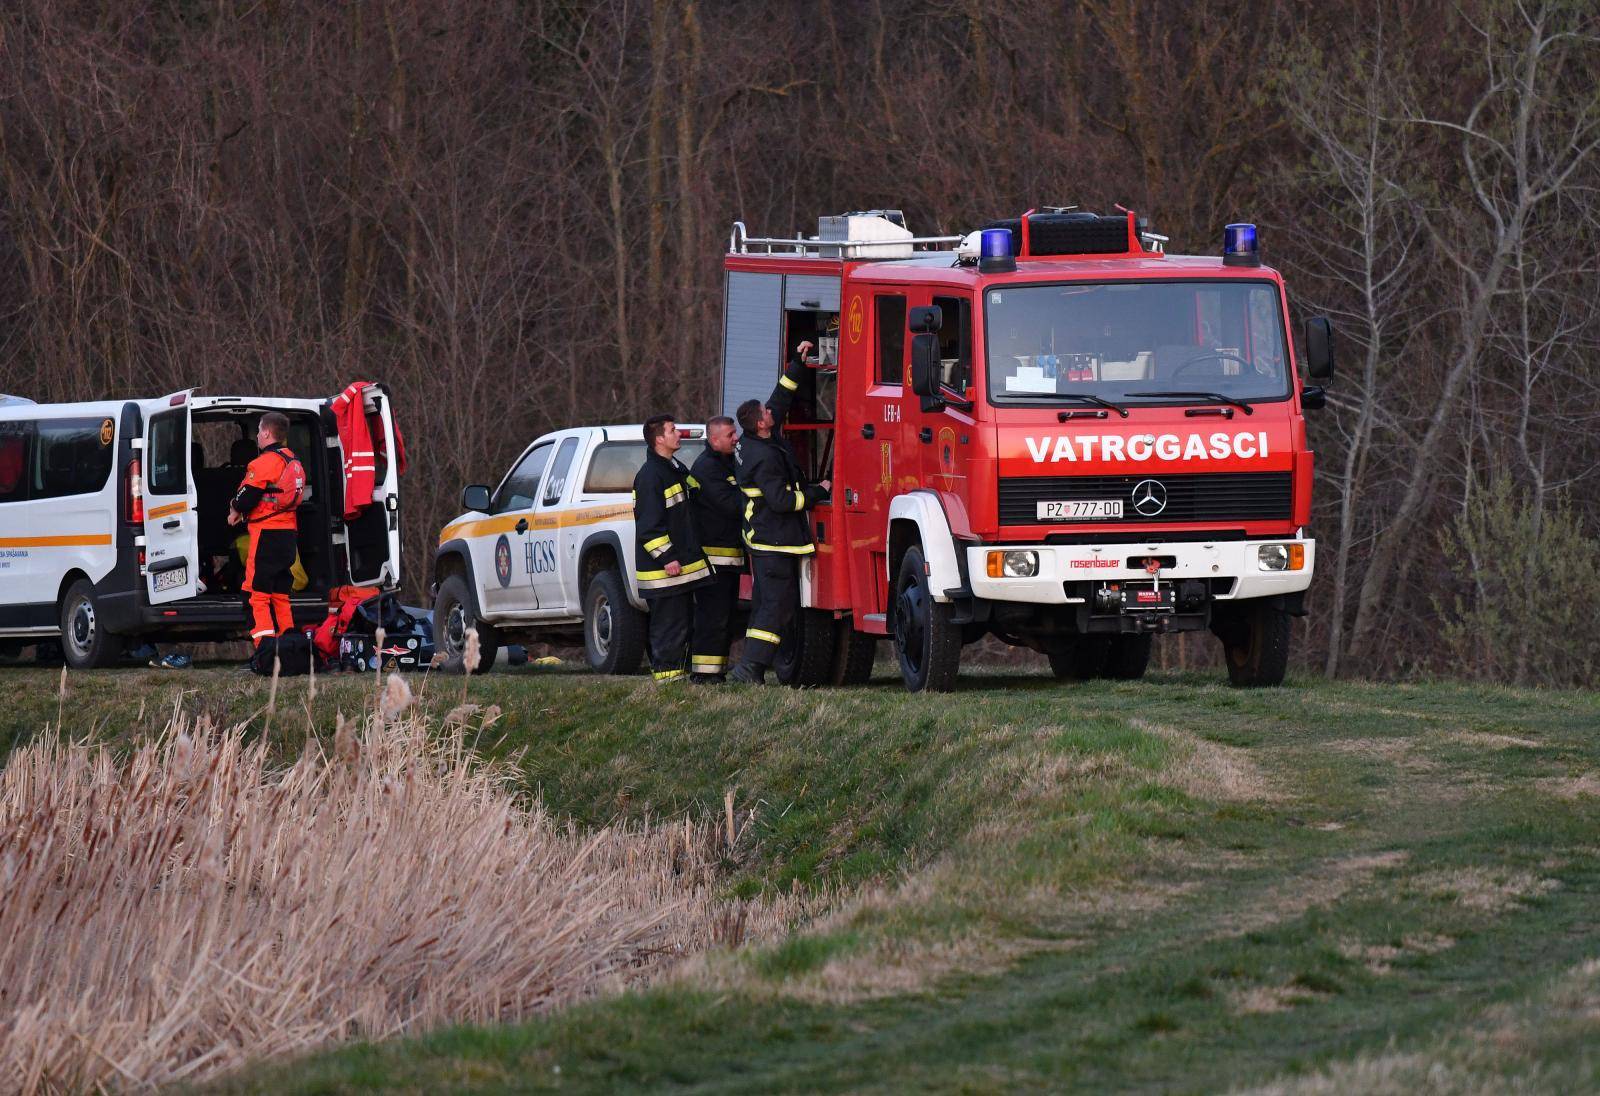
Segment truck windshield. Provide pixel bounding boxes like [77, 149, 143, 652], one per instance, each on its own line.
[984, 281, 1291, 404]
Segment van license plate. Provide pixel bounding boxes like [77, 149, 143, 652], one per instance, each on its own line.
[1037, 500, 1123, 521]
[153, 566, 187, 593]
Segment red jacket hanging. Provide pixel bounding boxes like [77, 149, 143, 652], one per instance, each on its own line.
[331, 381, 407, 519]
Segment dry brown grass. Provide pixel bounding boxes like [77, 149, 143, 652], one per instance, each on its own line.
[0, 679, 798, 1093]
[1407, 867, 1560, 913]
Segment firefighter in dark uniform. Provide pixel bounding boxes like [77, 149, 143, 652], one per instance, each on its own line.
[688, 414, 745, 683]
[632, 414, 710, 683]
[227, 411, 303, 647]
[729, 342, 830, 684]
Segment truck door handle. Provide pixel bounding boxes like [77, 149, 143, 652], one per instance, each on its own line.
[515, 518, 528, 534]
[919, 427, 933, 444]
[162, 520, 180, 530]
[860, 424, 874, 439]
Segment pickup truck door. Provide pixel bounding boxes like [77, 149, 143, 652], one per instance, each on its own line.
[527, 435, 580, 612]
[140, 393, 200, 604]
[476, 441, 550, 615]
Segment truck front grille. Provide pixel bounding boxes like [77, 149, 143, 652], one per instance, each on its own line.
[997, 472, 1293, 525]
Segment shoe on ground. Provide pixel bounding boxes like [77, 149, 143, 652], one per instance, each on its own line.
[728, 662, 766, 685]
[689, 673, 725, 685]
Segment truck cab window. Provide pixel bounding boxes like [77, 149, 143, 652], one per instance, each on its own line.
[542, 437, 580, 506]
[875, 296, 906, 385]
[933, 295, 972, 392]
[494, 442, 551, 514]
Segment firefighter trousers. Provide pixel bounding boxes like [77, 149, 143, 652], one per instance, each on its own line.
[243, 526, 298, 644]
[742, 553, 799, 669]
[690, 566, 741, 676]
[646, 591, 693, 682]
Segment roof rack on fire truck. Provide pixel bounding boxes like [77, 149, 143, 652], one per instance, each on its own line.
[729, 210, 963, 259]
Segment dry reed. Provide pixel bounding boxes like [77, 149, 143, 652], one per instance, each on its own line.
[0, 683, 797, 1092]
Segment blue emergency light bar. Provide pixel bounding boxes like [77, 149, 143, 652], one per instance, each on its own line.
[979, 228, 1016, 273]
[1223, 223, 1260, 266]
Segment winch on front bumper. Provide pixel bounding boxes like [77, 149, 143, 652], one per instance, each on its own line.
[960, 536, 1314, 635]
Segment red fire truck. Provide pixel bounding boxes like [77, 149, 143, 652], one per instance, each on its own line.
[720, 209, 1333, 692]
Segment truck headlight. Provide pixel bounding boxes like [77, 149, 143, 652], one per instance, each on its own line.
[1257, 544, 1305, 571]
[986, 550, 1039, 578]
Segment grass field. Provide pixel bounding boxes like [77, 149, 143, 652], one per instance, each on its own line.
[4, 659, 1599, 1092]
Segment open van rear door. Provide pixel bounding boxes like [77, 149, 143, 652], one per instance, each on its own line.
[330, 381, 402, 590]
[140, 392, 199, 604]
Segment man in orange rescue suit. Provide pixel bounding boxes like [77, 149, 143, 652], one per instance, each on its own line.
[633, 413, 710, 683]
[228, 411, 304, 646]
[729, 341, 830, 685]
[687, 415, 745, 683]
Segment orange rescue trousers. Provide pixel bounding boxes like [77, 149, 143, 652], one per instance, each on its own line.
[243, 525, 298, 644]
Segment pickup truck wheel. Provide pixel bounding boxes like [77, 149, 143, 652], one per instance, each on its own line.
[434, 573, 499, 674]
[775, 608, 836, 688]
[893, 545, 960, 693]
[832, 620, 877, 686]
[1216, 601, 1290, 687]
[583, 567, 646, 675]
[59, 579, 123, 670]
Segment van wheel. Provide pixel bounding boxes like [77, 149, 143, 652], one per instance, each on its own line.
[775, 608, 836, 688]
[893, 545, 961, 693]
[60, 579, 123, 670]
[832, 620, 877, 686]
[583, 567, 645, 675]
[1215, 601, 1290, 687]
[434, 573, 499, 674]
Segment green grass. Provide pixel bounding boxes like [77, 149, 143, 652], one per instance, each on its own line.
[5, 659, 1600, 1092]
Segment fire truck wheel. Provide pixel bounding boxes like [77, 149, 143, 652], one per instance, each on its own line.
[434, 573, 499, 674]
[582, 567, 646, 675]
[833, 620, 878, 686]
[893, 545, 961, 693]
[1217, 601, 1290, 687]
[59, 579, 123, 670]
[1104, 635, 1152, 680]
[1046, 637, 1109, 681]
[775, 608, 836, 688]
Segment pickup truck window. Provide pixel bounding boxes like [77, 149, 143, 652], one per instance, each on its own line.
[583, 439, 707, 495]
[542, 437, 580, 506]
[493, 442, 551, 514]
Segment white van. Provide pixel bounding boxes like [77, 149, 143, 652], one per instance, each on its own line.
[0, 386, 403, 668]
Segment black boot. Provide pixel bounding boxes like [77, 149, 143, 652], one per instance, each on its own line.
[728, 662, 766, 685]
[689, 673, 725, 685]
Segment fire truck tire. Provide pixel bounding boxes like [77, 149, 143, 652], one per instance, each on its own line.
[833, 621, 878, 686]
[1104, 635, 1153, 680]
[434, 573, 499, 675]
[59, 579, 123, 670]
[1218, 601, 1290, 688]
[775, 608, 836, 688]
[582, 568, 646, 676]
[893, 546, 961, 693]
[1046, 637, 1108, 681]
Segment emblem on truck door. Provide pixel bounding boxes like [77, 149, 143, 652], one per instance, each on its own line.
[1131, 479, 1168, 517]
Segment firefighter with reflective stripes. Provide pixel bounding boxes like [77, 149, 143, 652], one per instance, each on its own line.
[729, 343, 830, 684]
[687, 415, 745, 682]
[632, 414, 709, 682]
[227, 411, 303, 647]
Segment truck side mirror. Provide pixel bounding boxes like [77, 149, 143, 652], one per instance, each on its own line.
[910, 333, 943, 410]
[908, 305, 943, 334]
[1304, 316, 1334, 380]
[462, 484, 491, 512]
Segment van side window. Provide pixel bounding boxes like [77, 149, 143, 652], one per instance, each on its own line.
[34, 417, 117, 500]
[933, 295, 973, 392]
[876, 295, 906, 385]
[0, 421, 31, 503]
[146, 410, 188, 495]
[493, 442, 551, 514]
[542, 437, 580, 506]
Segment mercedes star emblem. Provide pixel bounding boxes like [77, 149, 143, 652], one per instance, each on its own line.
[1131, 479, 1168, 516]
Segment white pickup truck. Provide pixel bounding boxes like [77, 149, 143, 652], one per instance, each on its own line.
[430, 424, 709, 674]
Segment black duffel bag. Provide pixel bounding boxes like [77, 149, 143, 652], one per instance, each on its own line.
[250, 631, 314, 677]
